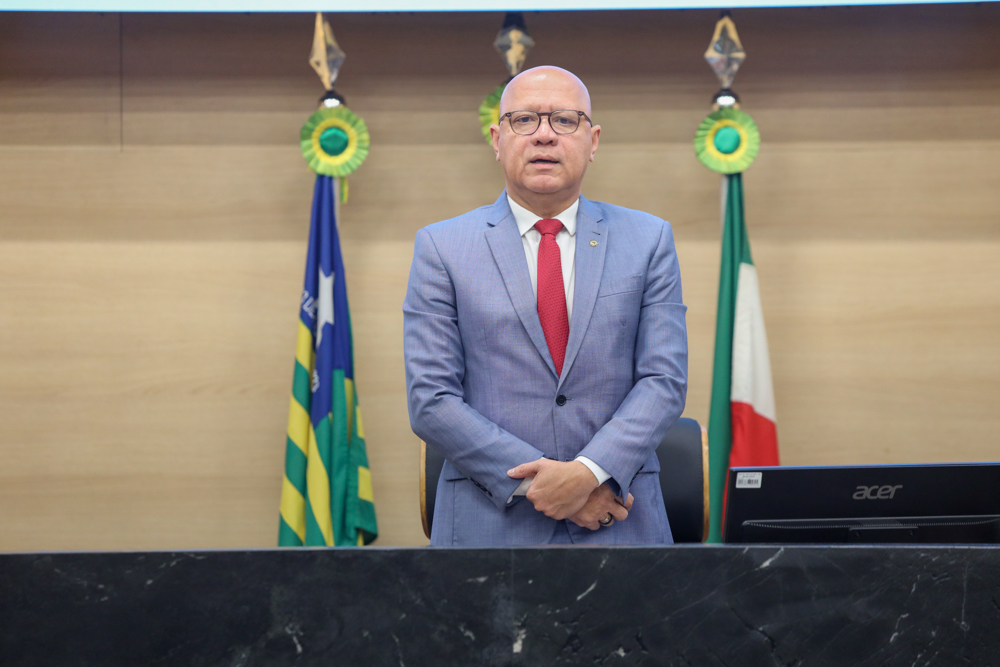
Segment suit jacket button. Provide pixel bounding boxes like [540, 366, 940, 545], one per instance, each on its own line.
[555, 395, 567, 406]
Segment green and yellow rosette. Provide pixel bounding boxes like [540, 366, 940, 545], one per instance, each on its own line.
[478, 84, 505, 145]
[300, 106, 370, 177]
[694, 107, 760, 174]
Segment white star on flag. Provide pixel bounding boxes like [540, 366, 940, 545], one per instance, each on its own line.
[315, 269, 335, 349]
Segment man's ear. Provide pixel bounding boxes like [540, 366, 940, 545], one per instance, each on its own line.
[490, 124, 502, 161]
[589, 124, 601, 162]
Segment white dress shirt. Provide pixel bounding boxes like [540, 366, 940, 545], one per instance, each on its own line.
[506, 195, 612, 502]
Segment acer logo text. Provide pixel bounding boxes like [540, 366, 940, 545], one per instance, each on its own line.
[853, 485, 902, 500]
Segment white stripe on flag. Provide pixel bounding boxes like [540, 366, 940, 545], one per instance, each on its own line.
[730, 262, 777, 422]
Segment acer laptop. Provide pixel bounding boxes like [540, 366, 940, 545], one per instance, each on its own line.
[723, 462, 1000, 544]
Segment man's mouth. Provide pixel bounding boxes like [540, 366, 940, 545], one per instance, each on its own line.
[530, 157, 559, 165]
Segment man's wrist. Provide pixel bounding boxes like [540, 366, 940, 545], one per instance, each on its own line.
[571, 459, 601, 490]
[574, 456, 611, 486]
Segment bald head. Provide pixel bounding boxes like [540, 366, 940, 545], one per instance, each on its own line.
[499, 66, 592, 117]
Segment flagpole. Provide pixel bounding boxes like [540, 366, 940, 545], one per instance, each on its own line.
[334, 177, 340, 223]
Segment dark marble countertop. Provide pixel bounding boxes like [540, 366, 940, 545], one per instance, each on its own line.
[2, 545, 999, 666]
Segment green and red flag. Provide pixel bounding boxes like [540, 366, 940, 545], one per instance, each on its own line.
[705, 173, 780, 543]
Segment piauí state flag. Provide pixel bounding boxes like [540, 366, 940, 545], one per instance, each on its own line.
[707, 173, 780, 543]
[279, 176, 378, 547]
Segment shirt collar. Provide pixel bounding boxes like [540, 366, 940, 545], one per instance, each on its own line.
[507, 195, 579, 238]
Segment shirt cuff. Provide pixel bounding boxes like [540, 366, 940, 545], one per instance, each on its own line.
[575, 456, 612, 485]
[507, 476, 534, 504]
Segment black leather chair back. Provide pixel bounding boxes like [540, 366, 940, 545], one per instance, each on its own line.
[655, 417, 707, 543]
[421, 416, 707, 543]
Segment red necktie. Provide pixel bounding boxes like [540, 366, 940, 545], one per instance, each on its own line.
[534, 218, 569, 376]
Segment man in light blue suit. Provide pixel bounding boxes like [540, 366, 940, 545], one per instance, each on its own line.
[404, 66, 687, 546]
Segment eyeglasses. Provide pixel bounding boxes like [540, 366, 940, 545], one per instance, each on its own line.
[499, 110, 593, 136]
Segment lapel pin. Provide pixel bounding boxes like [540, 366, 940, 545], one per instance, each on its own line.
[590, 240, 598, 247]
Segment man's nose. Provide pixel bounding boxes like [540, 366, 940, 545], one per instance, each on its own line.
[533, 118, 558, 143]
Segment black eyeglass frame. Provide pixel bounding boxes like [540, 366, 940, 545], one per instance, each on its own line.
[498, 110, 594, 136]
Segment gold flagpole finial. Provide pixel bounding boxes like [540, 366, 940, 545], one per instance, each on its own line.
[494, 12, 535, 79]
[309, 12, 346, 94]
[704, 11, 746, 109]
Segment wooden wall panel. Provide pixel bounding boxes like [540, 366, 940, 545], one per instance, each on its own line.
[0, 12, 121, 146]
[1, 5, 998, 550]
[0, 147, 313, 240]
[0, 242, 299, 550]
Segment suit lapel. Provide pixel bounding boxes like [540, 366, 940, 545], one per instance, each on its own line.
[484, 193, 558, 378]
[559, 196, 606, 390]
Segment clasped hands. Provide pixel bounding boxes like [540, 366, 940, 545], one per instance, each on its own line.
[507, 458, 634, 531]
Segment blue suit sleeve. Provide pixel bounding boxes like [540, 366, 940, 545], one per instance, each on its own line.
[403, 227, 545, 511]
[577, 220, 688, 501]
